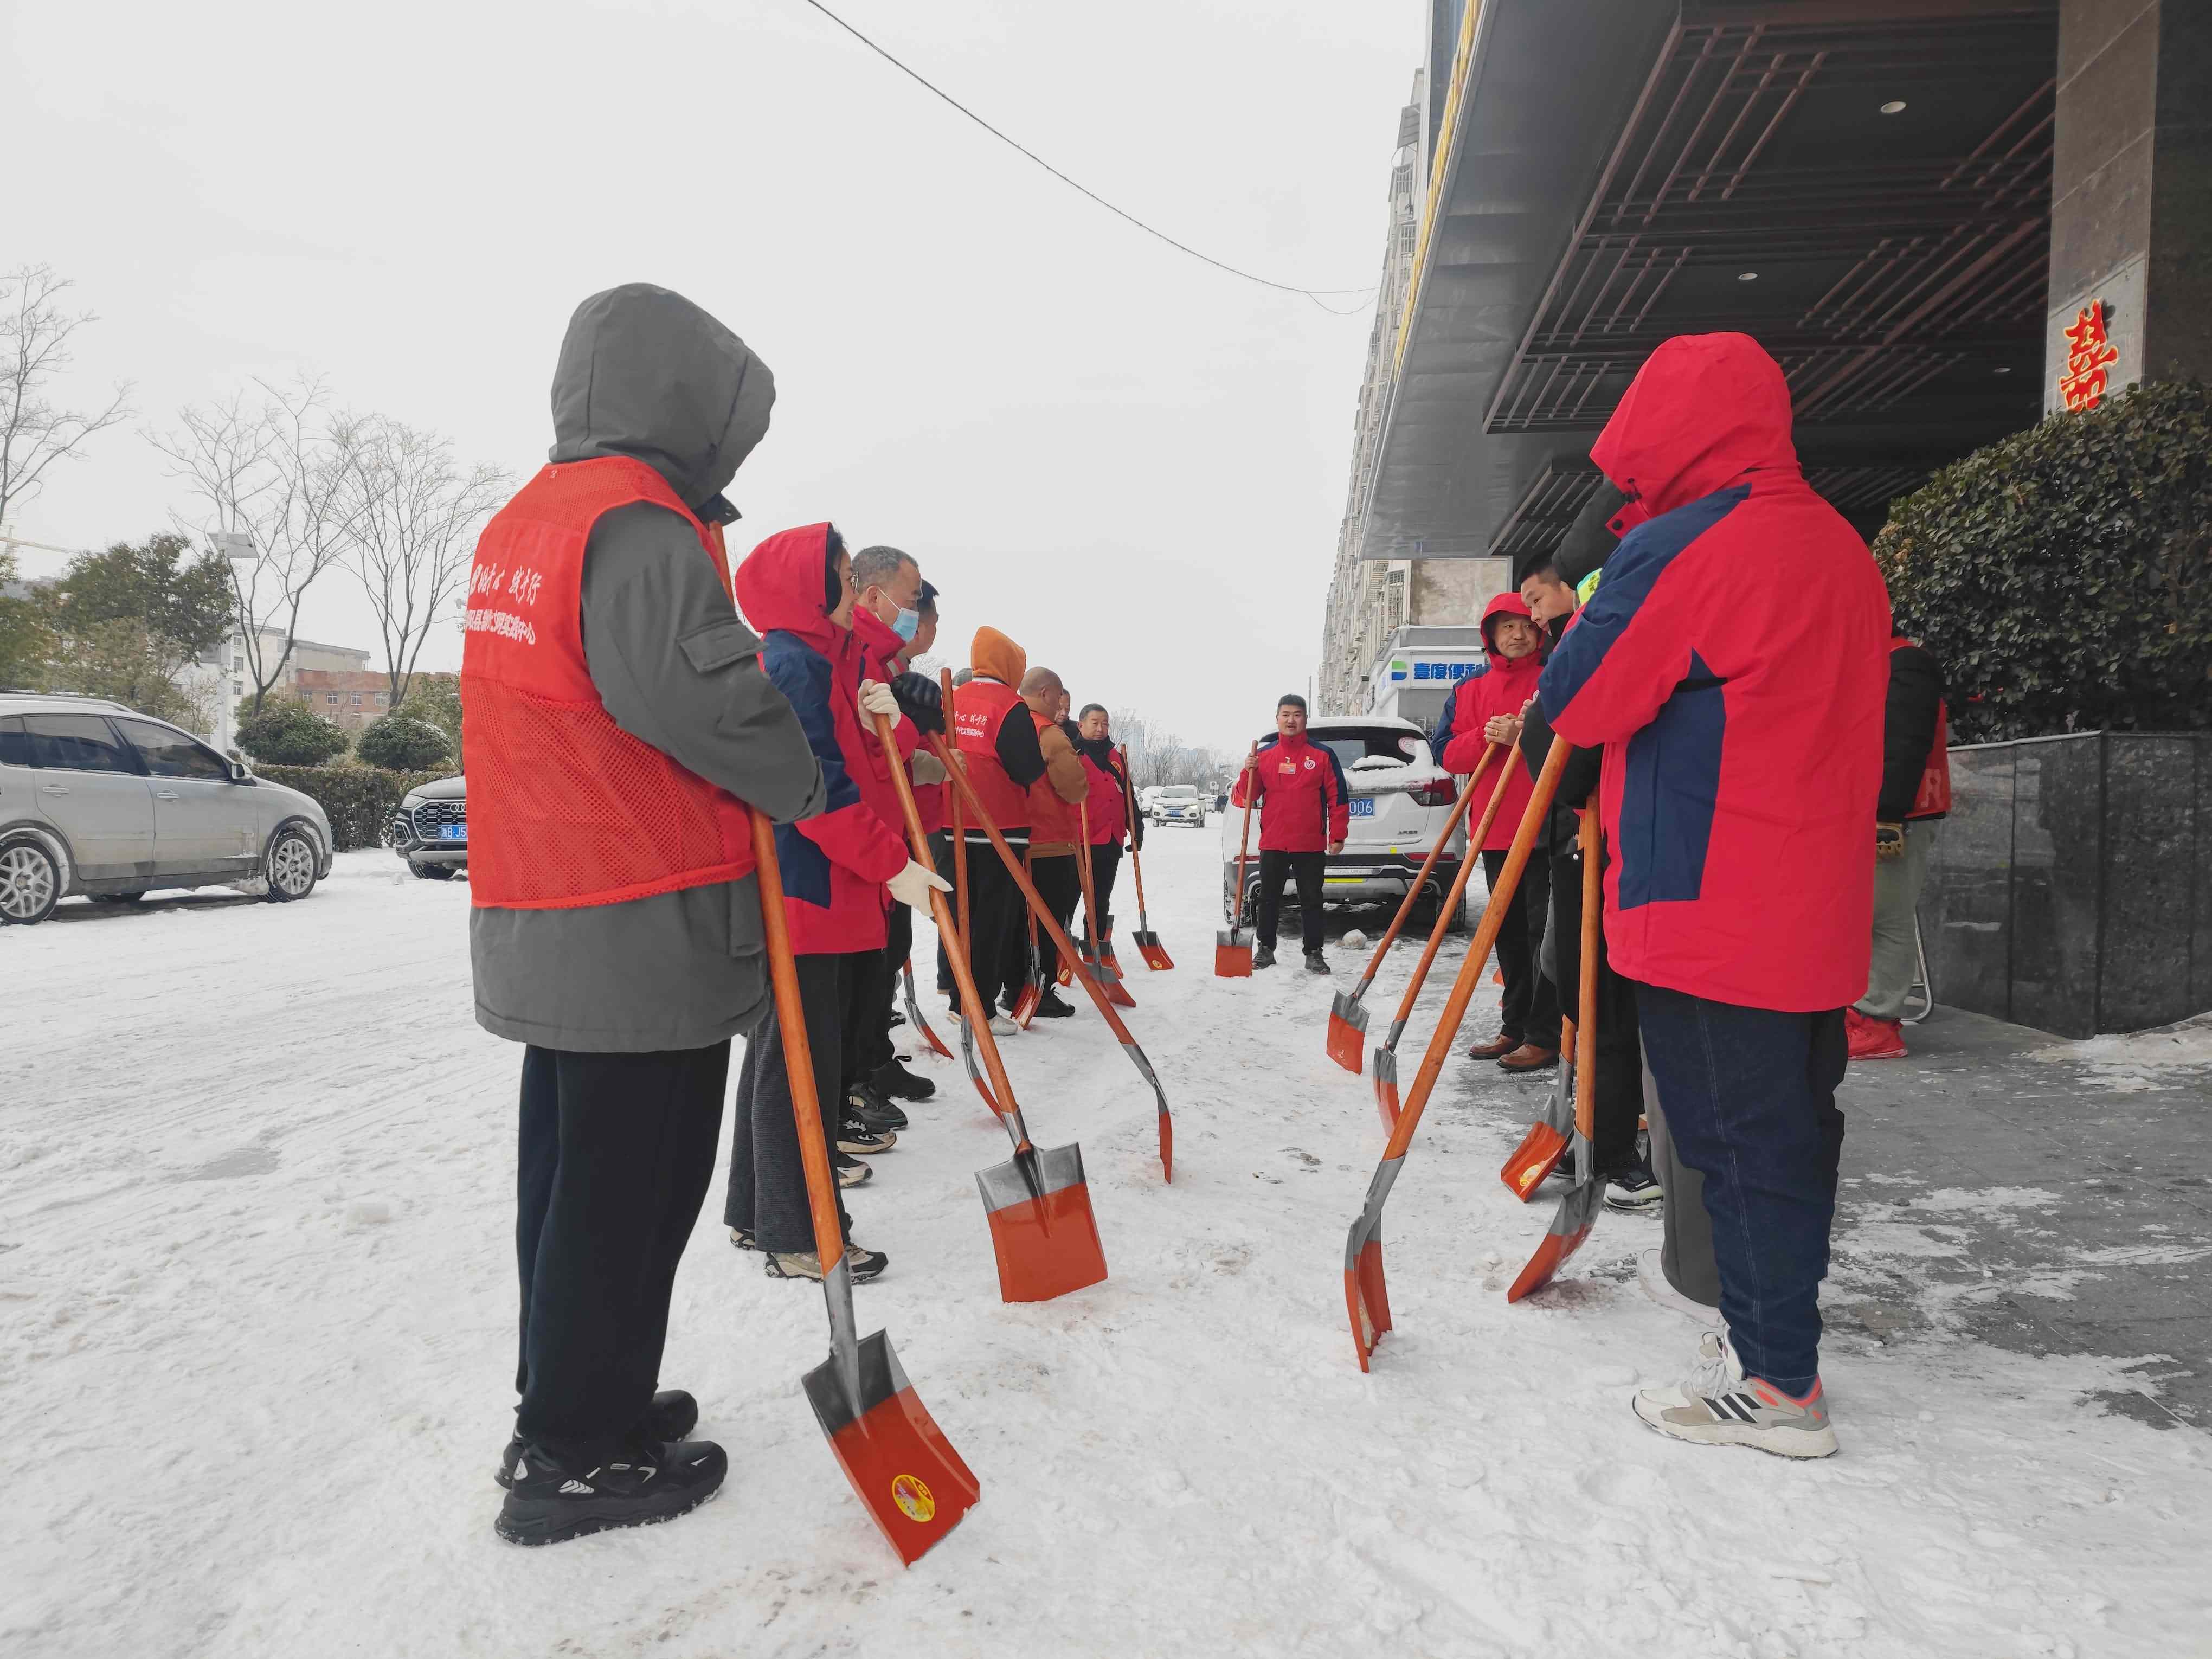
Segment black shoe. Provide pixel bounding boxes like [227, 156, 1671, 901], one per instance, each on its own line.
[834, 1150, 872, 1188]
[496, 1388, 699, 1490]
[729, 1226, 756, 1251]
[1303, 950, 1329, 975]
[837, 1115, 897, 1154]
[495, 1435, 727, 1546]
[763, 1240, 890, 1283]
[888, 1008, 906, 1028]
[1604, 1163, 1664, 1212]
[1253, 945, 1277, 969]
[1032, 989, 1076, 1019]
[848, 1080, 909, 1132]
[871, 1058, 936, 1103]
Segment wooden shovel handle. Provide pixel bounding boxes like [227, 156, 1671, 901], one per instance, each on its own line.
[1119, 742, 1150, 920]
[749, 811, 848, 1274]
[1384, 748, 1521, 1030]
[1076, 799, 1102, 949]
[1576, 795, 1602, 1142]
[1355, 743, 1497, 990]
[1231, 742, 1258, 925]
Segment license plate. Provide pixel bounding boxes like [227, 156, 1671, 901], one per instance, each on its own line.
[439, 823, 467, 840]
[1348, 798, 1375, 818]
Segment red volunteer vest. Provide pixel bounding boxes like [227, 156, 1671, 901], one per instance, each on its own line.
[460, 456, 754, 909]
[951, 677, 1031, 831]
[1894, 635, 1952, 820]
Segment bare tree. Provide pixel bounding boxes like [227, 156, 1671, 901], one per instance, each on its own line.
[341, 417, 508, 707]
[0, 265, 134, 528]
[147, 377, 366, 712]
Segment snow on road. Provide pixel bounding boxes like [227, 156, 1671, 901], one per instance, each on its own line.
[3, 833, 2206, 1658]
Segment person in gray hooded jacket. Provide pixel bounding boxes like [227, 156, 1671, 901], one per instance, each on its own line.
[465, 282, 825, 1547]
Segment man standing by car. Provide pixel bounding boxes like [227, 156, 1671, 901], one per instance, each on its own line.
[462, 283, 825, 1545]
[1229, 693, 1348, 973]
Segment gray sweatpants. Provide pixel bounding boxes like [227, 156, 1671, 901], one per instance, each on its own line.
[1643, 1041, 1720, 1309]
[1855, 821, 1936, 1022]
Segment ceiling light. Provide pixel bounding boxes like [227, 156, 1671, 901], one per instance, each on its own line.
[1880, 100, 1907, 114]
[1737, 272, 1759, 282]
[1994, 365, 2012, 375]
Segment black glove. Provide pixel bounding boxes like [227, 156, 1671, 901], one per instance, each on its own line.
[891, 671, 945, 735]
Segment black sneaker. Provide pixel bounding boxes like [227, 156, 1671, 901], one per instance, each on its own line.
[496, 1388, 699, 1491]
[837, 1115, 897, 1155]
[1605, 1163, 1664, 1212]
[729, 1226, 756, 1251]
[848, 1081, 909, 1133]
[1032, 989, 1076, 1019]
[871, 1058, 936, 1102]
[1303, 950, 1329, 975]
[1253, 945, 1278, 969]
[834, 1150, 872, 1188]
[496, 1435, 726, 1546]
[763, 1240, 890, 1283]
[888, 1008, 906, 1028]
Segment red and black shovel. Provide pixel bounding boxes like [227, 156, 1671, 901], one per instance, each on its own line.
[1326, 744, 1497, 1074]
[1508, 796, 1605, 1302]
[750, 810, 979, 1562]
[933, 731, 1176, 1184]
[1343, 742, 1568, 1371]
[876, 711, 1108, 1302]
[1216, 744, 1259, 978]
[1370, 754, 1522, 1128]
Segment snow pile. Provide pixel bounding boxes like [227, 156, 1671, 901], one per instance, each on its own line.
[2029, 1013, 2212, 1093]
[1, 840, 2205, 1658]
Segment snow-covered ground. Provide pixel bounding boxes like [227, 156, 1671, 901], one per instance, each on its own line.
[4, 834, 2207, 1658]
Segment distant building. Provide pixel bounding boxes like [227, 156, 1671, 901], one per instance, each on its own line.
[190, 629, 376, 750]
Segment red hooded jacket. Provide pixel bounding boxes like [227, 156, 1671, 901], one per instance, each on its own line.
[1439, 593, 1546, 851]
[1230, 731, 1351, 853]
[1538, 333, 1891, 1011]
[850, 605, 921, 840]
[733, 524, 910, 955]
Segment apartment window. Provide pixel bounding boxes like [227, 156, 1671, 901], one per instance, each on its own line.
[232, 680, 243, 697]
[350, 693, 362, 707]
[326, 693, 339, 706]
[375, 692, 389, 707]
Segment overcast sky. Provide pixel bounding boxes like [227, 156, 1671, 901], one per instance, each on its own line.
[5, 0, 1417, 751]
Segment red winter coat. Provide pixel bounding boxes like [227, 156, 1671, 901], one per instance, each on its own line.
[1438, 592, 1546, 851]
[1230, 732, 1350, 852]
[1078, 747, 1130, 844]
[851, 605, 921, 841]
[733, 525, 909, 955]
[1538, 333, 1892, 1011]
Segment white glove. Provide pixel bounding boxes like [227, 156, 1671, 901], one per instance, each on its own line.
[911, 750, 949, 785]
[859, 679, 899, 719]
[886, 859, 953, 911]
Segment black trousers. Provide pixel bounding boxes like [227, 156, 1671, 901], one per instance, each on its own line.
[1086, 841, 1122, 941]
[856, 902, 911, 1078]
[515, 1041, 728, 1464]
[1547, 845, 1642, 1173]
[1256, 848, 1327, 951]
[725, 951, 860, 1255]
[1482, 847, 1561, 1050]
[1023, 853, 1081, 986]
[936, 832, 1027, 1008]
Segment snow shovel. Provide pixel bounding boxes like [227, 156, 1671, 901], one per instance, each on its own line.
[749, 809, 979, 1560]
[1508, 796, 1605, 1302]
[901, 959, 953, 1060]
[1121, 744, 1173, 969]
[1326, 744, 1499, 1074]
[1371, 753, 1521, 1129]
[875, 711, 1108, 1302]
[1500, 1017, 1574, 1200]
[1009, 850, 1045, 1028]
[1216, 744, 1259, 978]
[1076, 803, 1135, 1008]
[945, 756, 1001, 1115]
[933, 732, 1176, 1184]
[1343, 742, 1569, 1371]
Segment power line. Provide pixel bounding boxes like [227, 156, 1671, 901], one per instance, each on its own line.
[789, 0, 1378, 315]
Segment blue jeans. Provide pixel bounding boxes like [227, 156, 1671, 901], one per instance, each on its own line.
[1632, 985, 1847, 1394]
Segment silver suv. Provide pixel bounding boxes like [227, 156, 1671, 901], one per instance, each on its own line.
[386, 774, 467, 879]
[0, 692, 334, 925]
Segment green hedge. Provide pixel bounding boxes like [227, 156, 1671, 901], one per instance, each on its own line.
[1874, 380, 2212, 742]
[255, 762, 449, 852]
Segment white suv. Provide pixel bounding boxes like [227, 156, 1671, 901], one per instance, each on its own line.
[0, 693, 334, 925]
[1149, 784, 1207, 828]
[1219, 715, 1467, 930]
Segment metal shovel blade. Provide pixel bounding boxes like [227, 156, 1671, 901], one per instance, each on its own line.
[1010, 972, 1041, 1028]
[1371, 1043, 1401, 1130]
[1505, 1141, 1602, 1303]
[901, 959, 953, 1059]
[1214, 928, 1252, 978]
[802, 1328, 980, 1566]
[1131, 930, 1174, 970]
[1325, 991, 1370, 1074]
[1499, 1054, 1576, 1201]
[1342, 1157, 1404, 1371]
[976, 1143, 1109, 1303]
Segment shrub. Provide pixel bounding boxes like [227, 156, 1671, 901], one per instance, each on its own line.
[253, 762, 447, 852]
[356, 711, 452, 771]
[1874, 380, 2212, 742]
[236, 698, 350, 767]
[397, 676, 463, 771]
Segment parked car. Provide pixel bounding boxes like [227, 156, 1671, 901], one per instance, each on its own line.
[0, 692, 334, 926]
[1149, 784, 1207, 828]
[1219, 714, 1467, 931]
[386, 774, 467, 879]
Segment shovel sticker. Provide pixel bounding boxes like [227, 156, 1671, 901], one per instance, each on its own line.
[892, 1474, 936, 1523]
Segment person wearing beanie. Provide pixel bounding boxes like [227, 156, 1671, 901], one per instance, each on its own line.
[1229, 692, 1348, 972]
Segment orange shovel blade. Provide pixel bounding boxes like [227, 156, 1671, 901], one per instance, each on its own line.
[1010, 979, 1041, 1027]
[1325, 994, 1368, 1074]
[1371, 1046, 1401, 1130]
[1345, 1240, 1393, 1372]
[1055, 959, 1075, 988]
[804, 1332, 980, 1566]
[1500, 1118, 1569, 1201]
[1133, 931, 1175, 970]
[1506, 1178, 1602, 1303]
[1214, 929, 1252, 978]
[978, 1144, 1109, 1303]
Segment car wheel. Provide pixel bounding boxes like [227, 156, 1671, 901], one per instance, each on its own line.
[263, 827, 320, 903]
[0, 839, 62, 926]
[411, 861, 457, 881]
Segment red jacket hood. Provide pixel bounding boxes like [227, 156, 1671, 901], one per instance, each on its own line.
[735, 522, 839, 648]
[1480, 590, 1539, 666]
[1591, 333, 1799, 519]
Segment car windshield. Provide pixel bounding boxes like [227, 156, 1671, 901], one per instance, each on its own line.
[1259, 728, 1426, 770]
[1159, 787, 1198, 800]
